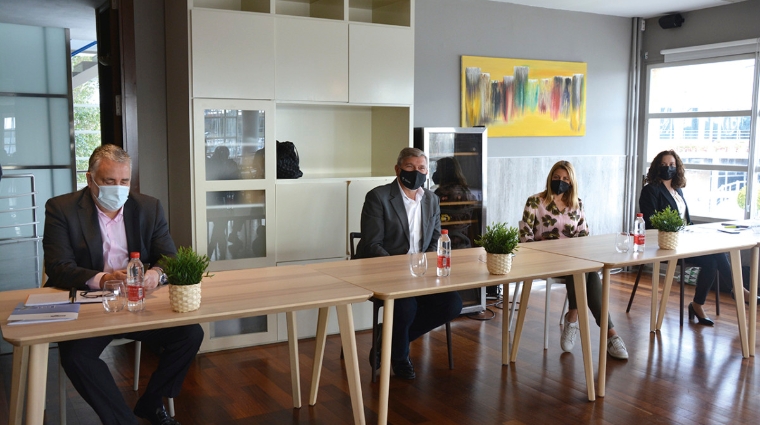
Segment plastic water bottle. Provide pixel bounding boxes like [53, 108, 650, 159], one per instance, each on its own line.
[437, 229, 451, 276]
[633, 213, 646, 253]
[126, 252, 145, 312]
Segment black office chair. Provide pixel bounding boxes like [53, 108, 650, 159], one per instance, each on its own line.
[626, 259, 719, 325]
[349, 232, 454, 382]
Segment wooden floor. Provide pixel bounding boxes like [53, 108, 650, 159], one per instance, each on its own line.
[2, 270, 760, 424]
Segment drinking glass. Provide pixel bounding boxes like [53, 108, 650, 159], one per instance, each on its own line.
[409, 252, 428, 277]
[103, 280, 126, 312]
[614, 231, 632, 253]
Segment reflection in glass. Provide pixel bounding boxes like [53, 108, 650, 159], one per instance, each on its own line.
[204, 109, 265, 180]
[206, 190, 266, 261]
[646, 116, 750, 163]
[682, 169, 746, 219]
[211, 317, 267, 338]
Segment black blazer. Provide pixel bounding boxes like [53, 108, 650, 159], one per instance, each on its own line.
[43, 187, 177, 289]
[639, 182, 692, 230]
[356, 181, 441, 258]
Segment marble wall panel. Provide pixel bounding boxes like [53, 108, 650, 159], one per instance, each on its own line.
[487, 156, 627, 237]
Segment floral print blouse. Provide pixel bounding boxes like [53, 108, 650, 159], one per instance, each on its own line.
[519, 193, 589, 242]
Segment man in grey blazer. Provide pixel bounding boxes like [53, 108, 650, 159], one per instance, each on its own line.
[43, 145, 202, 425]
[356, 147, 462, 380]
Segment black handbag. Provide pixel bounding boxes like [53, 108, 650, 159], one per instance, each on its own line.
[276, 140, 303, 179]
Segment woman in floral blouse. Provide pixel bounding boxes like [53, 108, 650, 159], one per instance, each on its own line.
[519, 160, 629, 360]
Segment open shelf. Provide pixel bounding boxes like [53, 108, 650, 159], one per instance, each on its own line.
[276, 0, 344, 20]
[349, 0, 410, 26]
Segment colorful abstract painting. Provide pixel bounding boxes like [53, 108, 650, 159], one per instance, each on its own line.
[461, 56, 587, 137]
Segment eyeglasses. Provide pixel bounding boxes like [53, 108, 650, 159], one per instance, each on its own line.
[79, 290, 108, 298]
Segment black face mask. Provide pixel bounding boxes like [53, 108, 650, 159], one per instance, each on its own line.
[550, 180, 570, 195]
[399, 169, 427, 190]
[658, 165, 677, 181]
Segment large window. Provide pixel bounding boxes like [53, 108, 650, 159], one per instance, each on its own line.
[644, 55, 760, 220]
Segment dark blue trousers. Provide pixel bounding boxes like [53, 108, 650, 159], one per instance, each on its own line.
[391, 292, 462, 361]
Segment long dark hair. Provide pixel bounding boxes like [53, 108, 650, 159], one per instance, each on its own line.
[646, 150, 686, 189]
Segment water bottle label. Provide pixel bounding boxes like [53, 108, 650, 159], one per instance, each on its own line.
[437, 255, 450, 268]
[127, 284, 143, 301]
[634, 234, 645, 245]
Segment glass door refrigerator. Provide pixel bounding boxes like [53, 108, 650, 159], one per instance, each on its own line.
[414, 127, 488, 314]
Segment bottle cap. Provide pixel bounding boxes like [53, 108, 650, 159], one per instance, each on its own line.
[130, 252, 140, 258]
[636, 213, 643, 217]
[441, 229, 448, 234]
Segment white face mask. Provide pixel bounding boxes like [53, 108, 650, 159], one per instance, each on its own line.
[95, 183, 130, 211]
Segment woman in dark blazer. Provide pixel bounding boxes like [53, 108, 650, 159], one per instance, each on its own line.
[640, 149, 757, 326]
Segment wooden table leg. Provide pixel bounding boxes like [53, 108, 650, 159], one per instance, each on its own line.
[650, 261, 658, 332]
[509, 280, 532, 363]
[574, 272, 595, 401]
[309, 307, 330, 405]
[26, 343, 48, 425]
[336, 304, 366, 425]
[9, 345, 28, 425]
[378, 299, 394, 425]
[286, 311, 301, 408]
[750, 246, 758, 357]
[656, 260, 678, 330]
[598, 268, 610, 398]
[729, 250, 749, 358]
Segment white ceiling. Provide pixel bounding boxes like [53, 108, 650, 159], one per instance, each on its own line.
[0, 0, 749, 42]
[489, 0, 746, 18]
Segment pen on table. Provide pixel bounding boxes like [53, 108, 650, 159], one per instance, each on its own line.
[721, 224, 749, 229]
[69, 287, 76, 303]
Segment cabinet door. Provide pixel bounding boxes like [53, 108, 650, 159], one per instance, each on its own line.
[275, 181, 348, 263]
[275, 17, 348, 102]
[349, 24, 414, 104]
[191, 9, 275, 100]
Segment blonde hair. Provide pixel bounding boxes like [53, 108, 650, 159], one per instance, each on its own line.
[540, 160, 579, 210]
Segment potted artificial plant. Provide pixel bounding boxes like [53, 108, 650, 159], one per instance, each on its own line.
[160, 246, 212, 313]
[649, 206, 686, 250]
[474, 222, 520, 275]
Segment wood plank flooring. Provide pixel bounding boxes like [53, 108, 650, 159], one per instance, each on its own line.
[2, 270, 760, 424]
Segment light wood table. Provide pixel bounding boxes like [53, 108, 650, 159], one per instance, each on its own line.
[524, 229, 756, 398]
[1, 266, 372, 425]
[312, 247, 605, 424]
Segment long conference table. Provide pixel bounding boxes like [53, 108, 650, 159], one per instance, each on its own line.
[523, 228, 757, 398]
[312, 247, 605, 425]
[1, 267, 372, 425]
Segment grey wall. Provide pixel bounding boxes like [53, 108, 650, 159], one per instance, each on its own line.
[415, 0, 633, 232]
[414, 0, 633, 158]
[134, 0, 169, 211]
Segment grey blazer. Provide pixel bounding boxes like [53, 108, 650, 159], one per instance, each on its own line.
[356, 181, 441, 258]
[43, 187, 177, 289]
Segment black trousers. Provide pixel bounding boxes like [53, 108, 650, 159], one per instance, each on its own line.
[391, 292, 462, 361]
[688, 253, 733, 305]
[59, 324, 204, 425]
[563, 272, 614, 330]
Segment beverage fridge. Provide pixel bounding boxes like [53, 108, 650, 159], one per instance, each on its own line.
[414, 127, 488, 314]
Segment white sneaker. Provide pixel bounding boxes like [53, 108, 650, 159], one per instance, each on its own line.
[607, 335, 629, 360]
[560, 314, 579, 352]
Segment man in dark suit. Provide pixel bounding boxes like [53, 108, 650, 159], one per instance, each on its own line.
[356, 147, 462, 380]
[43, 144, 203, 425]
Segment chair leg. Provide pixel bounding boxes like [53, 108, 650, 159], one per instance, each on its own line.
[371, 300, 381, 383]
[680, 259, 685, 326]
[715, 271, 720, 316]
[626, 265, 644, 313]
[445, 322, 453, 369]
[546, 280, 553, 345]
[508, 281, 522, 332]
[134, 341, 141, 392]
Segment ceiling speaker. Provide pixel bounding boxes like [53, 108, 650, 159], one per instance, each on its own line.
[659, 13, 684, 29]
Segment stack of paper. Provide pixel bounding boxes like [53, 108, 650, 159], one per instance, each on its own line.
[7, 302, 80, 325]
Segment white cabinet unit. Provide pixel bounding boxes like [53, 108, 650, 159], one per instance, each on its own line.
[349, 24, 414, 104]
[191, 9, 275, 100]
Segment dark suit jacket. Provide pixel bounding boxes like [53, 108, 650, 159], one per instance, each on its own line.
[639, 182, 692, 230]
[43, 187, 177, 289]
[356, 181, 441, 258]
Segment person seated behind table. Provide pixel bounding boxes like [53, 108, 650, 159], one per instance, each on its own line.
[639, 149, 760, 327]
[43, 144, 203, 425]
[433, 156, 475, 249]
[518, 160, 629, 360]
[356, 147, 463, 380]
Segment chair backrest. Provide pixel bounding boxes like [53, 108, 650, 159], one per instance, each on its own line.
[349, 232, 362, 260]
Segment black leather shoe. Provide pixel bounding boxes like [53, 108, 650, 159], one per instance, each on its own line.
[134, 404, 180, 425]
[391, 357, 416, 380]
[688, 303, 714, 326]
